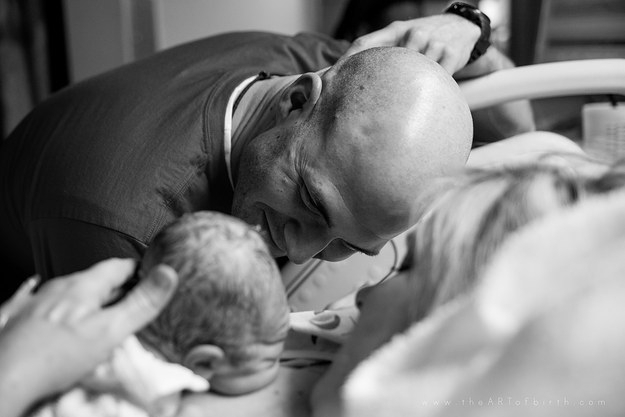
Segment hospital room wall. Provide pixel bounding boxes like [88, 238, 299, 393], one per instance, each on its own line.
[62, 0, 348, 83]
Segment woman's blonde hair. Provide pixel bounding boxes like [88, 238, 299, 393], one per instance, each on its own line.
[408, 154, 625, 323]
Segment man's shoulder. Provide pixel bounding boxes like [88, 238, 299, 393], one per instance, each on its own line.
[178, 31, 349, 74]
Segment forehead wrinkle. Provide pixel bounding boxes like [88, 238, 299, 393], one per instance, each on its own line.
[287, 126, 312, 186]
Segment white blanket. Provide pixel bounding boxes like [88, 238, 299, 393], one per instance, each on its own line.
[31, 336, 208, 417]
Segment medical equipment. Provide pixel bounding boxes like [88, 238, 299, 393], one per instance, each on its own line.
[583, 101, 625, 161]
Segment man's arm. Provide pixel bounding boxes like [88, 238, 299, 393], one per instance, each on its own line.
[456, 47, 537, 144]
[29, 218, 148, 283]
[0, 259, 177, 417]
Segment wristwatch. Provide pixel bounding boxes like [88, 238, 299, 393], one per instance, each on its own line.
[444, 2, 491, 65]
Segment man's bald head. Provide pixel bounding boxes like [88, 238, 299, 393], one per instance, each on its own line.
[232, 46, 473, 263]
[312, 47, 473, 235]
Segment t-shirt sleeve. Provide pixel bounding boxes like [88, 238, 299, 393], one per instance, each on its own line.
[29, 218, 147, 283]
[288, 32, 350, 72]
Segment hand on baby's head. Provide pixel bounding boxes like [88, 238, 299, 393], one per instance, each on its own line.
[138, 211, 289, 395]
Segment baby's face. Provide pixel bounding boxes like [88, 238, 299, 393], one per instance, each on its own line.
[209, 336, 286, 395]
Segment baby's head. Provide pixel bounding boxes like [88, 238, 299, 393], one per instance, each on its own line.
[137, 211, 289, 395]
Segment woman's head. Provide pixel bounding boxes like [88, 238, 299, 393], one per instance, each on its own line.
[406, 153, 622, 322]
[344, 187, 625, 417]
[315, 154, 623, 415]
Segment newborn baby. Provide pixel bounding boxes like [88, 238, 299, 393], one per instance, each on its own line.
[31, 211, 290, 417]
[137, 211, 290, 395]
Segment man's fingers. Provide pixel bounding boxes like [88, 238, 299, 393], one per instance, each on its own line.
[438, 52, 467, 75]
[399, 26, 428, 52]
[102, 264, 178, 337]
[344, 24, 405, 56]
[0, 275, 40, 321]
[423, 42, 445, 66]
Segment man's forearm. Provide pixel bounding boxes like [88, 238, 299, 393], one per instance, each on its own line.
[456, 47, 537, 143]
[454, 46, 515, 80]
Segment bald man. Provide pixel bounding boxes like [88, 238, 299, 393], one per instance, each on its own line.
[0, 29, 473, 293]
[231, 47, 471, 263]
[2, 5, 546, 297]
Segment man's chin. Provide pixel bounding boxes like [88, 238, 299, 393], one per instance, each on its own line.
[266, 242, 286, 259]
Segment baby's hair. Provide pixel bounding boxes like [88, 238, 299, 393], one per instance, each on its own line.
[139, 211, 288, 365]
[408, 153, 625, 323]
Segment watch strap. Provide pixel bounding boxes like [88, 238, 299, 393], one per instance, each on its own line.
[444, 2, 492, 65]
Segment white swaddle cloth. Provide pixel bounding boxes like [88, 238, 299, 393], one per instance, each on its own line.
[31, 336, 209, 417]
[0, 272, 208, 417]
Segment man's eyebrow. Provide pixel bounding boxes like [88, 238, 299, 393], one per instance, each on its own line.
[307, 183, 381, 257]
[307, 182, 334, 228]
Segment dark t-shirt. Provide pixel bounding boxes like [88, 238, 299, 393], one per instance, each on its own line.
[0, 31, 347, 294]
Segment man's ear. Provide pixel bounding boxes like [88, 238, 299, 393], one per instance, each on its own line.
[182, 344, 227, 381]
[278, 73, 322, 120]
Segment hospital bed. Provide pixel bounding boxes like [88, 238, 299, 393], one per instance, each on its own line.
[180, 58, 625, 417]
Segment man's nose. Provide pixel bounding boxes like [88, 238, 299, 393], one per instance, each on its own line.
[283, 220, 330, 264]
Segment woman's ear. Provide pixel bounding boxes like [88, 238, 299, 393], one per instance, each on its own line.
[278, 72, 322, 120]
[182, 344, 227, 381]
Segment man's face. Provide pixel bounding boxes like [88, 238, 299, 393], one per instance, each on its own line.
[231, 123, 395, 264]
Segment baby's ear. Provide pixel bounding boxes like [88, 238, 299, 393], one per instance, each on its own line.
[183, 344, 227, 380]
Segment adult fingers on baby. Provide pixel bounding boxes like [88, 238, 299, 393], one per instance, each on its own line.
[0, 275, 40, 328]
[67, 258, 137, 303]
[14, 259, 137, 325]
[99, 264, 178, 339]
[398, 25, 429, 53]
[11, 275, 40, 300]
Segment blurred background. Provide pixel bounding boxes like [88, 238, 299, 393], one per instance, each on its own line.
[1, 0, 624, 140]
